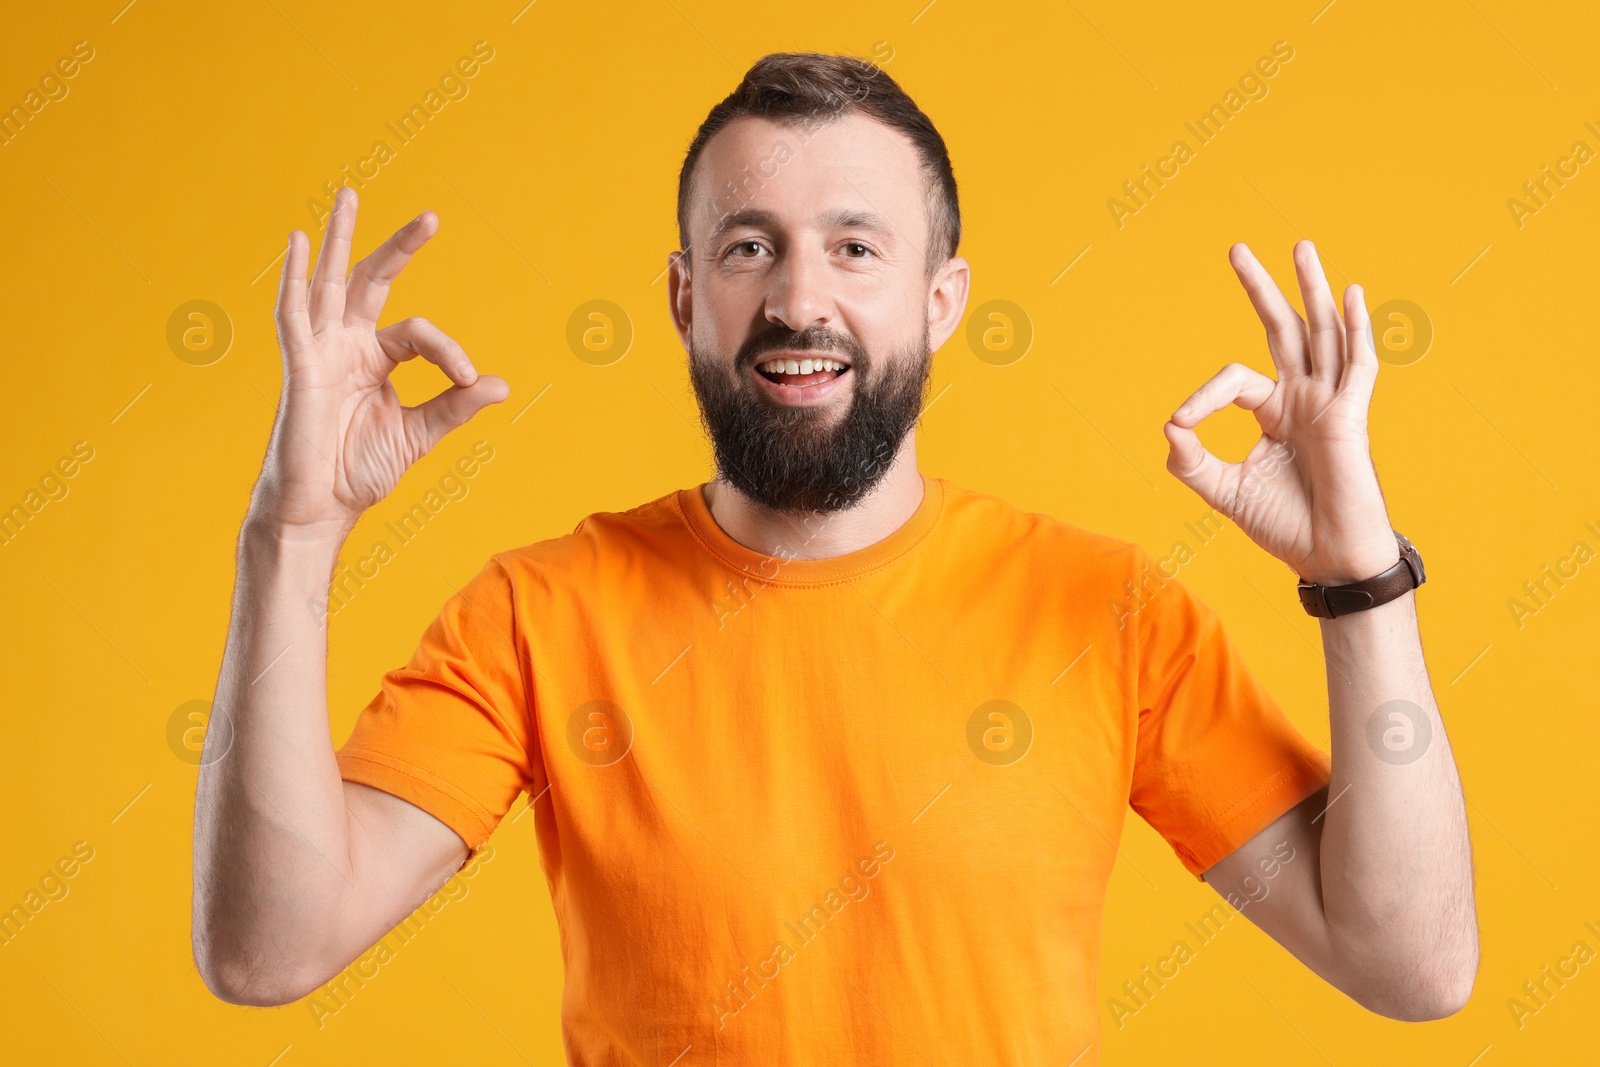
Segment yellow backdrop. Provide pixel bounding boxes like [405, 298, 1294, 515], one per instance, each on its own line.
[2, 1, 1596, 1063]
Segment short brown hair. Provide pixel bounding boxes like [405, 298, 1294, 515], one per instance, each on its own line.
[676, 52, 961, 275]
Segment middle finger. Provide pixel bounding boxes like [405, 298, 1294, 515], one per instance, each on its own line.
[1292, 239, 1343, 385]
[309, 186, 359, 329]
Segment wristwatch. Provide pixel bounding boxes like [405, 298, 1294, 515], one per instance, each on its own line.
[1296, 531, 1425, 618]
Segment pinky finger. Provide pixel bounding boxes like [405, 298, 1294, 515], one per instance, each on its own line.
[275, 231, 314, 357]
[1341, 283, 1380, 398]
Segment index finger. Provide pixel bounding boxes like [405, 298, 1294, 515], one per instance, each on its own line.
[343, 210, 439, 327]
[1229, 242, 1309, 379]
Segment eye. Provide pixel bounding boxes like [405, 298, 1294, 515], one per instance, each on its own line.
[842, 241, 875, 258]
[726, 240, 768, 260]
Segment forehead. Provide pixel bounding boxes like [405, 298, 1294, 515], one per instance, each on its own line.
[690, 111, 927, 240]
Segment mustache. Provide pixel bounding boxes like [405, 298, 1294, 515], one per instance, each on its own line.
[738, 326, 866, 369]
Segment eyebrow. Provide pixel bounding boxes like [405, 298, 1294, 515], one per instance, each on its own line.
[705, 206, 898, 246]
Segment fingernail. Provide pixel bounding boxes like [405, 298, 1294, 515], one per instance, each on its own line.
[1174, 405, 1192, 418]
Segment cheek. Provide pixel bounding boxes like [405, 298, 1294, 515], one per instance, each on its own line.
[696, 321, 742, 366]
[849, 301, 927, 361]
[696, 283, 764, 347]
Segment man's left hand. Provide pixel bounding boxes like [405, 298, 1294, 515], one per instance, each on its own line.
[1163, 239, 1400, 587]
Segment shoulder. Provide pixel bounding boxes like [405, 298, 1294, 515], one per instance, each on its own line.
[939, 480, 1217, 642]
[934, 477, 1142, 572]
[489, 485, 695, 580]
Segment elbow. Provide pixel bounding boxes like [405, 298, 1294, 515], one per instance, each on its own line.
[1417, 954, 1480, 1021]
[192, 929, 318, 1007]
[1329, 891, 1480, 1022]
[1354, 947, 1480, 1022]
[190, 880, 344, 1007]
[1368, 976, 1475, 1022]
[194, 954, 295, 1008]
[1367, 984, 1472, 1023]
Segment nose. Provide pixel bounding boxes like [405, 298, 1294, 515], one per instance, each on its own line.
[764, 245, 833, 333]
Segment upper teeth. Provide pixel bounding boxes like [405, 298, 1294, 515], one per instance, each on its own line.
[758, 357, 847, 375]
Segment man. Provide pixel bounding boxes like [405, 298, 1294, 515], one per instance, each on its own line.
[193, 52, 1477, 1064]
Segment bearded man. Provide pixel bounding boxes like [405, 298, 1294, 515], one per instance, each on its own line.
[193, 51, 1477, 1066]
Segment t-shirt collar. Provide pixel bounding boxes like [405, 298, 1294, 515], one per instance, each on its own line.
[674, 471, 944, 586]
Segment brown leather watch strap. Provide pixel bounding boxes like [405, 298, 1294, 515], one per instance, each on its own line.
[1296, 531, 1426, 618]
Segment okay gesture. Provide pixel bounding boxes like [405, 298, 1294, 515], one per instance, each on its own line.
[1162, 240, 1402, 587]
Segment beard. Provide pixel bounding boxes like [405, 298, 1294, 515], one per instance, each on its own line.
[687, 321, 932, 516]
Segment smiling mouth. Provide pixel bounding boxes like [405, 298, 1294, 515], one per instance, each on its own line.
[753, 354, 852, 388]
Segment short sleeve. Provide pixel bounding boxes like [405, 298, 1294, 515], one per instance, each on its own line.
[1127, 545, 1331, 879]
[335, 554, 537, 863]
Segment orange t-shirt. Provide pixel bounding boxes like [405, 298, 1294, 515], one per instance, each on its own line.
[336, 472, 1331, 1065]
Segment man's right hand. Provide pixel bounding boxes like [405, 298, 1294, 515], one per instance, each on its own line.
[253, 186, 509, 539]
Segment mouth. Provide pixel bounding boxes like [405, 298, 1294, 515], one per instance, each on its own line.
[749, 352, 853, 406]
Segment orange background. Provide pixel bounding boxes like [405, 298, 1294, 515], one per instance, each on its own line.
[2, 1, 1596, 1063]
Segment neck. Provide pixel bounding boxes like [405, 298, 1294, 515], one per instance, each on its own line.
[702, 433, 924, 561]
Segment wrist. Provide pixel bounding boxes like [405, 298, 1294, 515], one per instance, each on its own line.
[1297, 530, 1425, 620]
[1299, 549, 1402, 587]
[1298, 531, 1404, 586]
[239, 511, 352, 556]
[234, 512, 352, 634]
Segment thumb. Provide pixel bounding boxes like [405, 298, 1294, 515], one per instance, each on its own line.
[1163, 418, 1235, 516]
[403, 375, 511, 457]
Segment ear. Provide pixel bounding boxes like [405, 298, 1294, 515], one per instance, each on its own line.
[667, 249, 692, 352]
[926, 255, 971, 353]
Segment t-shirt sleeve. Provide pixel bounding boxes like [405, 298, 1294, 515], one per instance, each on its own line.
[1126, 544, 1332, 879]
[335, 553, 537, 865]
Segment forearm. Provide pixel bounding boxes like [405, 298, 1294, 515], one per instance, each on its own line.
[192, 515, 355, 1003]
[1316, 588, 1477, 1014]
